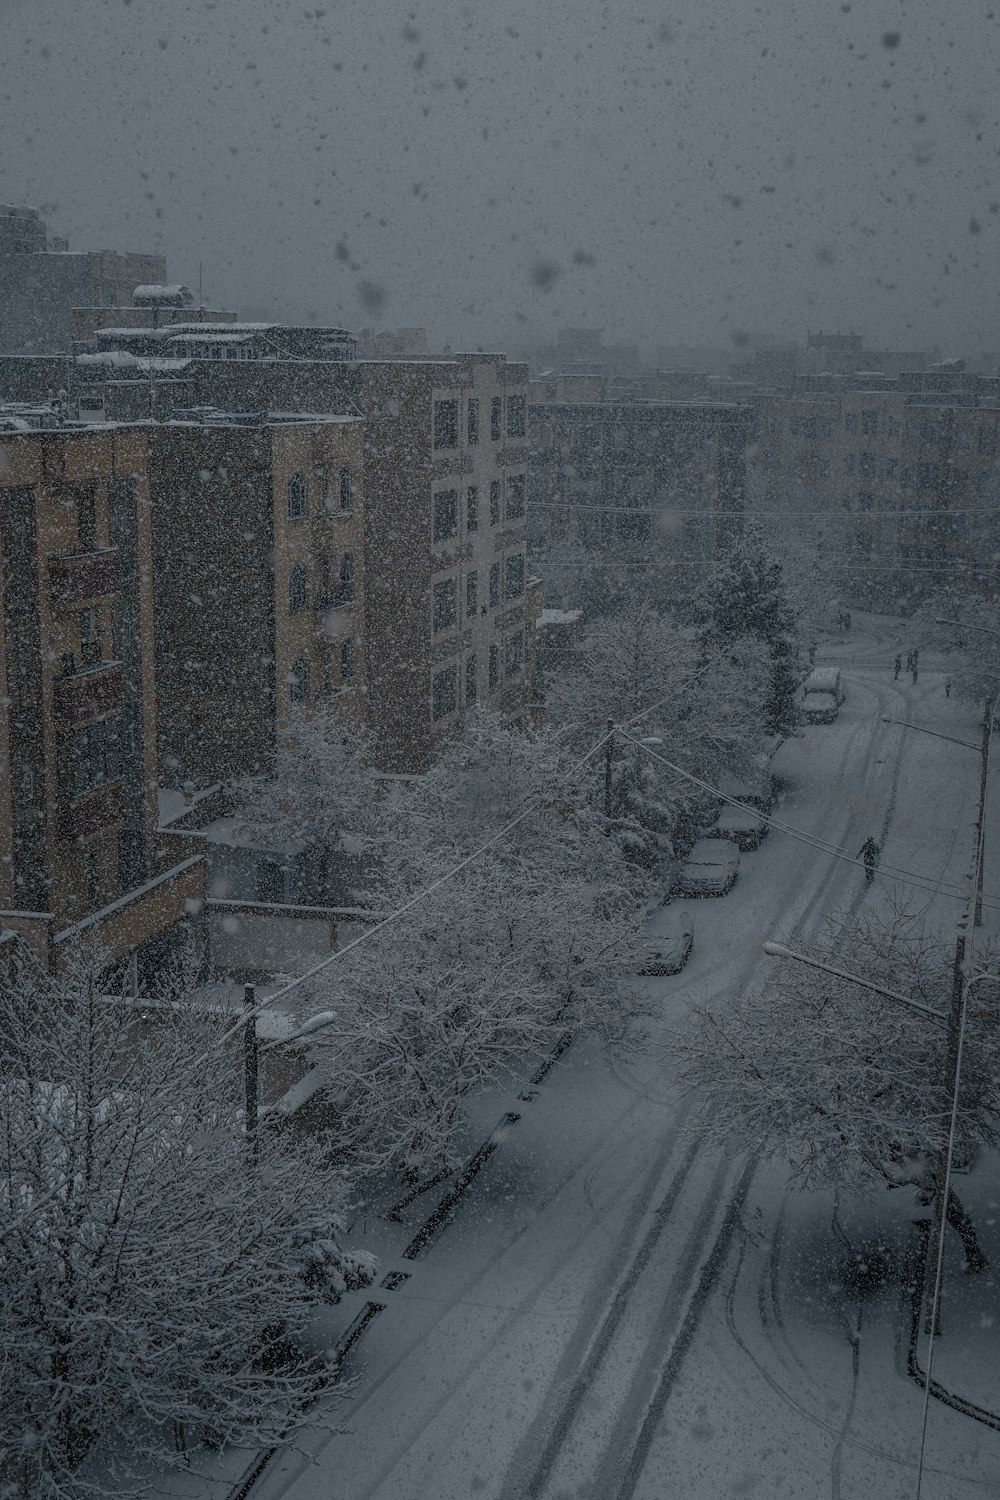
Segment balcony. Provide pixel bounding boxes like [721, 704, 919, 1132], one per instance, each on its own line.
[59, 779, 123, 840]
[48, 548, 118, 606]
[52, 660, 122, 727]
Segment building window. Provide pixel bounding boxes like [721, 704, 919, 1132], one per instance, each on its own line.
[339, 467, 353, 510]
[433, 577, 457, 632]
[489, 562, 500, 609]
[338, 553, 354, 603]
[69, 716, 122, 798]
[489, 643, 499, 690]
[504, 631, 524, 677]
[465, 653, 477, 704]
[288, 472, 308, 519]
[489, 480, 501, 525]
[467, 485, 478, 532]
[434, 399, 459, 450]
[507, 394, 526, 438]
[432, 664, 458, 720]
[288, 563, 309, 613]
[79, 606, 101, 668]
[433, 488, 458, 542]
[77, 487, 98, 553]
[505, 473, 526, 520]
[467, 398, 480, 446]
[843, 413, 857, 436]
[490, 396, 502, 441]
[505, 552, 525, 599]
[340, 638, 354, 681]
[466, 570, 478, 619]
[290, 656, 310, 703]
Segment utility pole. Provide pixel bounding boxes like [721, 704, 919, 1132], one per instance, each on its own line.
[925, 934, 965, 1334]
[604, 717, 614, 818]
[974, 696, 992, 927]
[243, 982, 259, 1162]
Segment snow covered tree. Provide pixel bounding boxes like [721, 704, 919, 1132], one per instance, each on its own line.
[295, 713, 652, 1177]
[698, 523, 801, 736]
[0, 936, 374, 1499]
[232, 708, 388, 905]
[677, 908, 999, 1266]
[914, 590, 1000, 706]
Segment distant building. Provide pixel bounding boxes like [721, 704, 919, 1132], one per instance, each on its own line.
[750, 368, 1000, 597]
[528, 397, 753, 571]
[356, 326, 428, 359]
[0, 204, 165, 355]
[72, 283, 237, 348]
[0, 419, 204, 977]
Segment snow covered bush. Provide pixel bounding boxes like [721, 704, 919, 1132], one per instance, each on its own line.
[0, 936, 373, 1499]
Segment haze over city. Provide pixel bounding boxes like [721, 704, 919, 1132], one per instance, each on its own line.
[2, 0, 998, 356]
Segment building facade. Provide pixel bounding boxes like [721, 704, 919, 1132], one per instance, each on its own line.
[148, 413, 367, 787]
[358, 354, 539, 772]
[0, 422, 203, 973]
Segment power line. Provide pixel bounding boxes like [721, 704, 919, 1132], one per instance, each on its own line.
[617, 728, 1000, 912]
[531, 499, 1000, 518]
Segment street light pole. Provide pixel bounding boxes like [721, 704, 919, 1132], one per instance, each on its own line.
[974, 697, 993, 927]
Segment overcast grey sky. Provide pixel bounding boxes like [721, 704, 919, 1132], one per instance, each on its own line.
[1, 0, 997, 360]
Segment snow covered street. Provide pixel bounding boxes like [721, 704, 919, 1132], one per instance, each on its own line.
[230, 643, 1000, 1500]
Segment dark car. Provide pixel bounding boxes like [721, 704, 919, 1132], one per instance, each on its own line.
[677, 838, 740, 896]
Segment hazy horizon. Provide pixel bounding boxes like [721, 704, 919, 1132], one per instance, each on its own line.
[2, 0, 997, 362]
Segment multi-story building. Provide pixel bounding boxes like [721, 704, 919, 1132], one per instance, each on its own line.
[357, 353, 540, 772]
[147, 412, 367, 786]
[751, 370, 1000, 597]
[0, 421, 204, 975]
[528, 398, 753, 571]
[72, 283, 237, 350]
[0, 204, 165, 355]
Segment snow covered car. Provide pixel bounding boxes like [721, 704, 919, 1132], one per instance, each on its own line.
[636, 906, 694, 975]
[676, 838, 740, 895]
[802, 689, 839, 724]
[715, 805, 768, 850]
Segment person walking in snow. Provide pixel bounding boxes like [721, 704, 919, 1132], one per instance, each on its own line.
[906, 648, 915, 674]
[946, 680, 952, 698]
[894, 653, 902, 680]
[858, 836, 880, 884]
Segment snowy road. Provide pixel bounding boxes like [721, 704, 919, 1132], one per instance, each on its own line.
[251, 655, 999, 1500]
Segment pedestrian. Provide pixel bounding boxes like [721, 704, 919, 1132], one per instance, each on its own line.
[894, 653, 901, 680]
[946, 680, 952, 698]
[913, 648, 919, 672]
[906, 648, 915, 673]
[844, 611, 852, 631]
[858, 836, 880, 884]
[808, 642, 817, 668]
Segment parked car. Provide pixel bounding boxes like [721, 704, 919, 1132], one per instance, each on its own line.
[802, 689, 839, 724]
[715, 805, 768, 850]
[636, 906, 694, 975]
[676, 838, 740, 895]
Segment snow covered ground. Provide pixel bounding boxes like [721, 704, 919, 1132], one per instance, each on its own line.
[168, 625, 1000, 1500]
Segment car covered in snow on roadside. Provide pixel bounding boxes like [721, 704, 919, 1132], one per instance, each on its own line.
[636, 906, 694, 975]
[714, 805, 768, 850]
[676, 838, 740, 896]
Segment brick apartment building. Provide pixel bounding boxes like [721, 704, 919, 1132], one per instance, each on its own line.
[147, 412, 367, 786]
[0, 422, 203, 974]
[357, 354, 540, 772]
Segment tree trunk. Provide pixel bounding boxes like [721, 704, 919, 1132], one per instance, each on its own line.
[947, 1188, 988, 1273]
